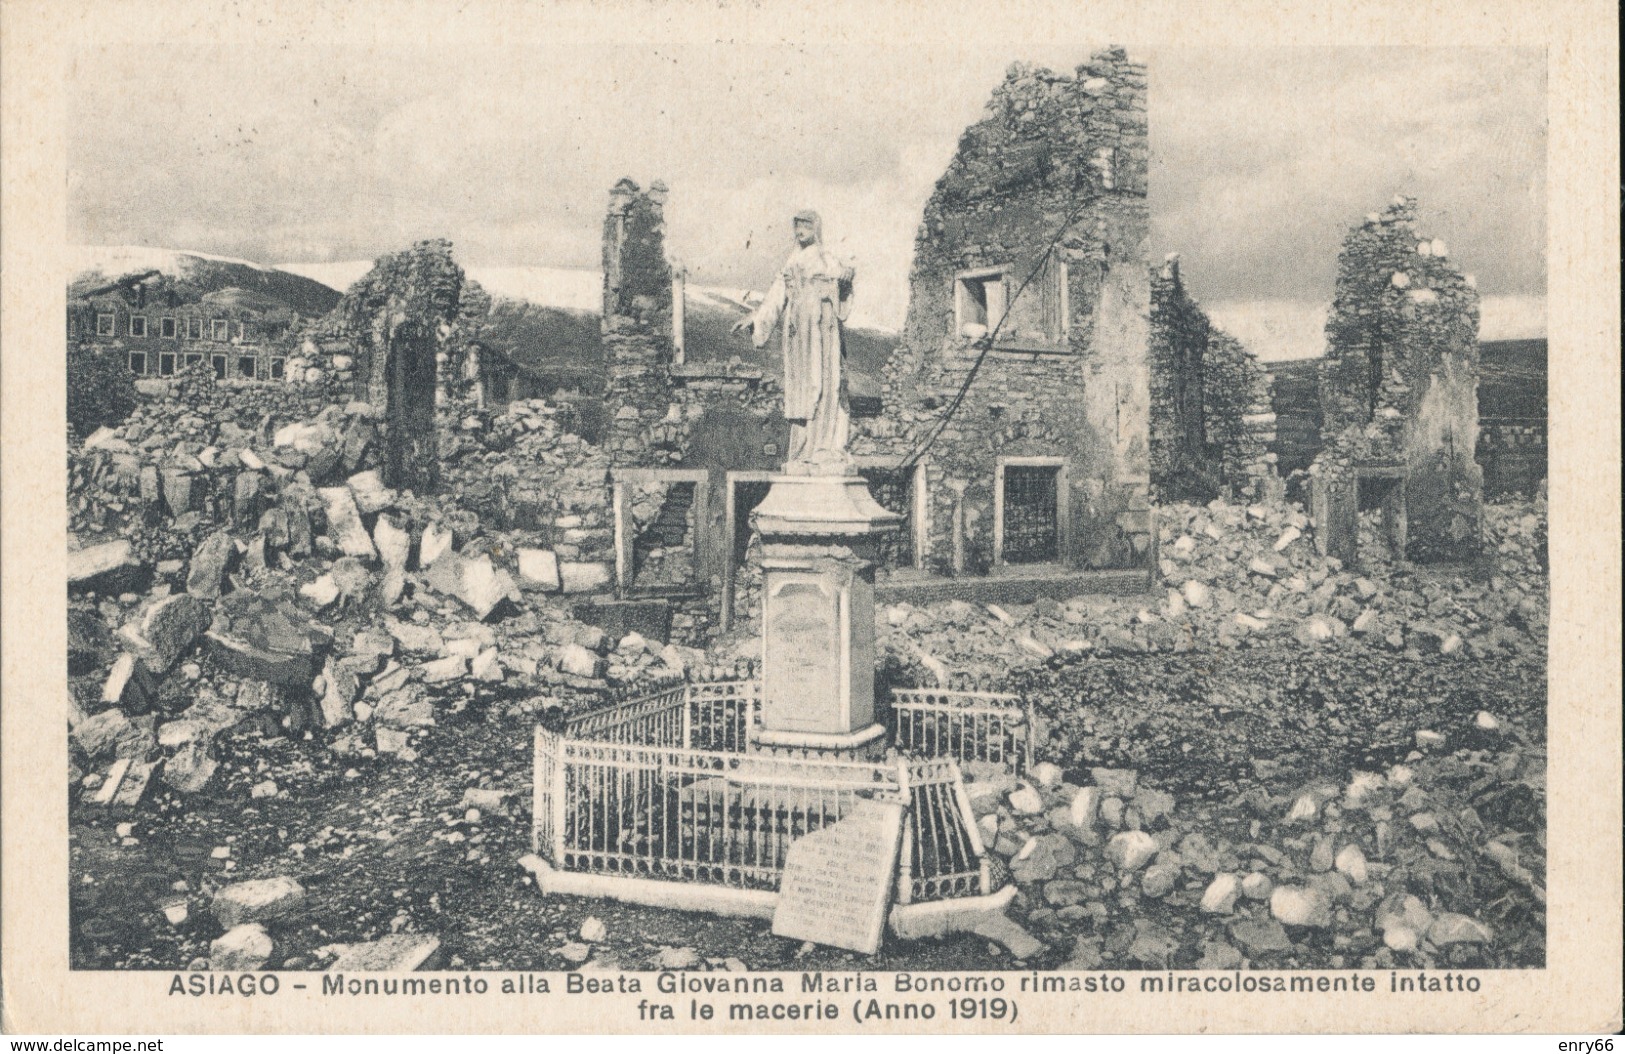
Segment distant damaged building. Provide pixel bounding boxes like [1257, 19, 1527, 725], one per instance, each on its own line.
[1148, 255, 1277, 503]
[856, 47, 1153, 589]
[1310, 198, 1483, 565]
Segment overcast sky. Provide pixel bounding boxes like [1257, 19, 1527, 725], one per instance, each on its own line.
[68, 11, 1545, 357]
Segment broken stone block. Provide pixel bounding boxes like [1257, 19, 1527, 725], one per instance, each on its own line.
[557, 643, 606, 679]
[969, 913, 1045, 960]
[300, 574, 341, 609]
[385, 618, 443, 657]
[210, 924, 274, 971]
[69, 539, 143, 593]
[346, 470, 396, 516]
[319, 657, 358, 728]
[373, 515, 411, 572]
[187, 531, 236, 598]
[102, 653, 159, 710]
[558, 561, 611, 594]
[73, 707, 153, 761]
[517, 548, 561, 592]
[212, 876, 307, 928]
[1200, 873, 1241, 914]
[1269, 885, 1331, 928]
[374, 687, 434, 728]
[1428, 913, 1492, 945]
[374, 726, 413, 755]
[161, 742, 218, 793]
[418, 522, 454, 568]
[418, 655, 466, 684]
[124, 594, 211, 674]
[318, 487, 376, 560]
[1106, 831, 1158, 871]
[1334, 844, 1369, 884]
[470, 648, 503, 682]
[1068, 786, 1100, 828]
[424, 552, 519, 621]
[206, 591, 325, 686]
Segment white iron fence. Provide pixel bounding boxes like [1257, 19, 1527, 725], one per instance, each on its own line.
[889, 687, 1033, 773]
[533, 680, 1007, 903]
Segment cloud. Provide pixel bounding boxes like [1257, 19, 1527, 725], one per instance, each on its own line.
[68, 36, 1544, 338]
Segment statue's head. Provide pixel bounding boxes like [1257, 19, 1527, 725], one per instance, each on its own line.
[792, 210, 821, 248]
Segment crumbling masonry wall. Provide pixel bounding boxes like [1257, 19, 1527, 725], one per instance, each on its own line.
[602, 179, 677, 465]
[857, 48, 1153, 574]
[1311, 198, 1482, 564]
[1148, 256, 1277, 503]
[336, 240, 481, 494]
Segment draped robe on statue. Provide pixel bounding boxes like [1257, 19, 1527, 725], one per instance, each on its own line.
[747, 240, 855, 468]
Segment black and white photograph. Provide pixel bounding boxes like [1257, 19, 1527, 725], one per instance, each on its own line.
[3, 0, 1619, 1037]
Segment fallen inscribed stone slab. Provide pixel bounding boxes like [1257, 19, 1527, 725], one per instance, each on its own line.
[771, 798, 904, 955]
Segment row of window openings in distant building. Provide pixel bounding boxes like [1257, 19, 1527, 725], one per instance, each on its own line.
[78, 314, 258, 342]
[126, 349, 286, 382]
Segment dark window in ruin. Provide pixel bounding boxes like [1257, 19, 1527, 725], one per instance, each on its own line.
[158, 352, 176, 377]
[730, 479, 774, 570]
[237, 321, 251, 342]
[1000, 464, 1061, 564]
[160, 316, 177, 338]
[188, 317, 203, 340]
[127, 351, 147, 376]
[96, 314, 115, 337]
[631, 481, 699, 592]
[860, 467, 917, 572]
[269, 357, 286, 381]
[955, 268, 1007, 338]
[212, 319, 229, 341]
[236, 355, 257, 379]
[129, 315, 147, 337]
[183, 353, 203, 369]
[210, 354, 227, 380]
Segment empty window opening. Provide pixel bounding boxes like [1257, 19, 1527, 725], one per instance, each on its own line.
[160, 317, 177, 338]
[129, 315, 147, 337]
[158, 352, 176, 377]
[955, 269, 1007, 339]
[127, 351, 147, 375]
[269, 357, 286, 381]
[97, 314, 115, 336]
[1001, 464, 1061, 565]
[236, 355, 257, 379]
[1355, 472, 1407, 568]
[188, 318, 203, 340]
[730, 479, 774, 571]
[629, 480, 700, 591]
[212, 319, 229, 341]
[210, 355, 228, 380]
[183, 353, 204, 369]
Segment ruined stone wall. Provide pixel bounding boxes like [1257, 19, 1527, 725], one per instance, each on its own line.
[1147, 255, 1278, 502]
[1148, 256, 1214, 498]
[859, 48, 1152, 574]
[1311, 198, 1482, 563]
[335, 240, 478, 494]
[601, 179, 676, 465]
[1204, 332, 1278, 500]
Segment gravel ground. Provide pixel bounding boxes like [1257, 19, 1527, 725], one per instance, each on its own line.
[70, 642, 1544, 974]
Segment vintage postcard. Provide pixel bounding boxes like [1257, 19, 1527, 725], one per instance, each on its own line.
[2, 0, 1619, 1036]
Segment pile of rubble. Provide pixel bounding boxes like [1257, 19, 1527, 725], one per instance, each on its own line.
[963, 705, 1542, 968]
[68, 401, 709, 806]
[879, 496, 1547, 683]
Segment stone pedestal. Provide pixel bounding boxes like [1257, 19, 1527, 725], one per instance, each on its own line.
[750, 474, 900, 759]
